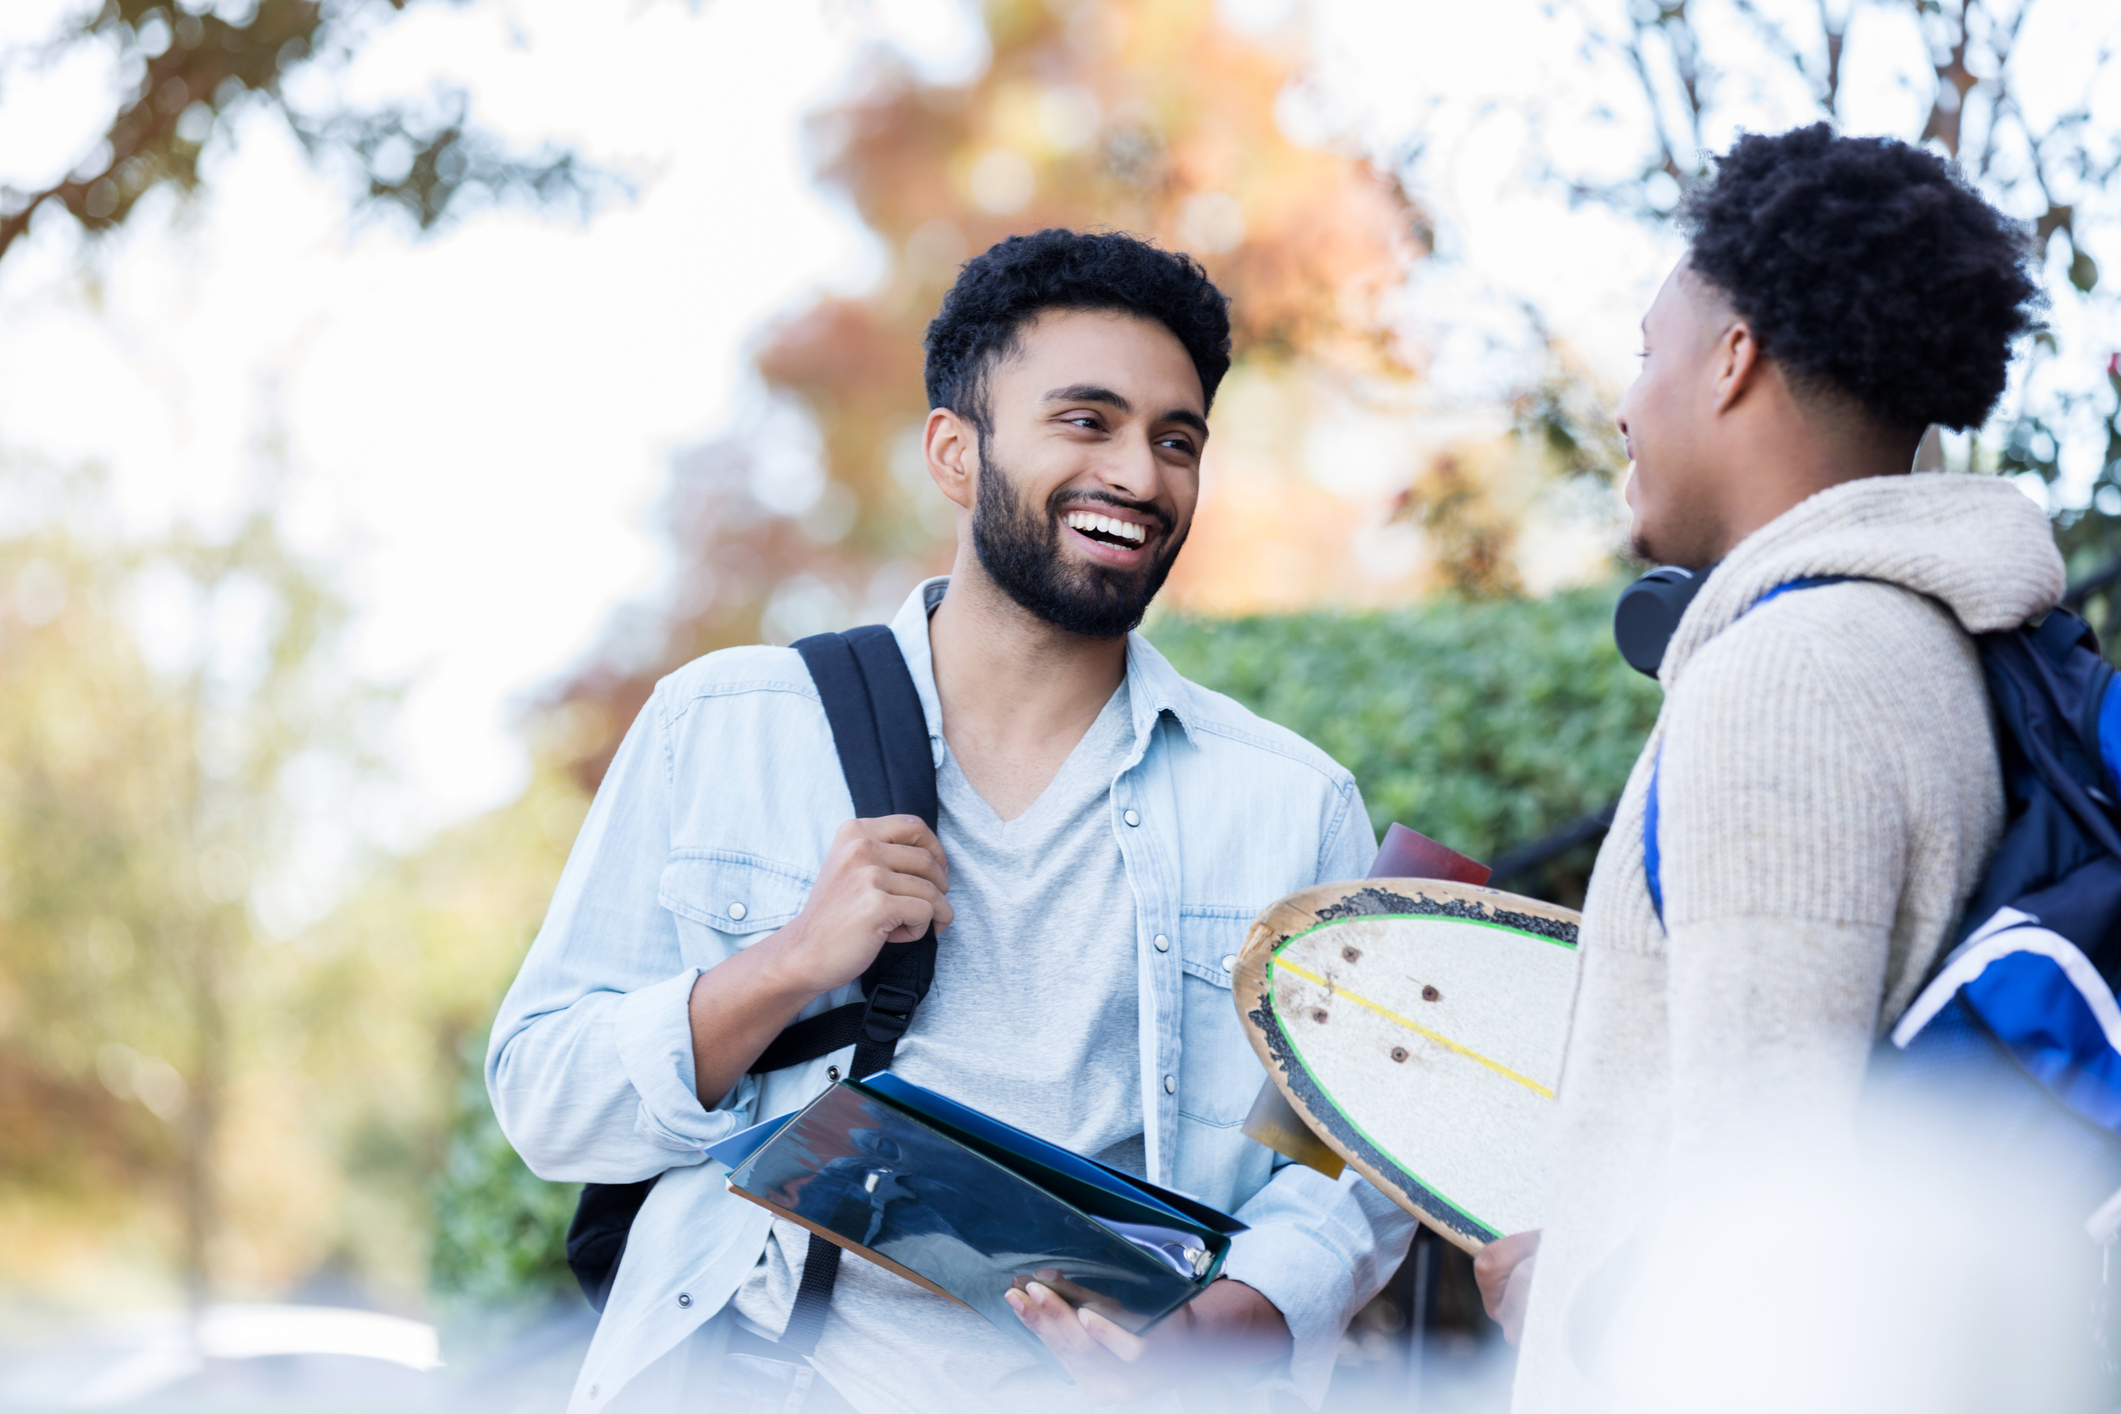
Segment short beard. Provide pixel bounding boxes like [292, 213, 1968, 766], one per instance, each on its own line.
[970, 444, 1186, 640]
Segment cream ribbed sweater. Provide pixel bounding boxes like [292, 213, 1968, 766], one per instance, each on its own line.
[1511, 474, 2065, 1412]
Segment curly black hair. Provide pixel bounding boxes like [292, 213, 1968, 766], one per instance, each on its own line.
[923, 229, 1232, 434]
[1681, 123, 2042, 433]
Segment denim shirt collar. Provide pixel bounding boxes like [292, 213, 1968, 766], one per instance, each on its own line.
[887, 576, 1201, 767]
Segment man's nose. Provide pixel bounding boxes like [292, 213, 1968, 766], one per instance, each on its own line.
[1101, 431, 1164, 498]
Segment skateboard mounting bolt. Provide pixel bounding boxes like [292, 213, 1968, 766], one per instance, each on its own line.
[1390, 1047, 1409, 1063]
[1311, 1008, 1330, 1024]
[1421, 985, 1441, 1002]
[1341, 946, 1362, 963]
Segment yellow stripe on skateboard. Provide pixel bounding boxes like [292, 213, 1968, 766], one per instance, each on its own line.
[1271, 959, 1556, 1100]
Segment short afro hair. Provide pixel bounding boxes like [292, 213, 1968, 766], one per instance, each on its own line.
[923, 228, 1232, 435]
[1681, 122, 2042, 433]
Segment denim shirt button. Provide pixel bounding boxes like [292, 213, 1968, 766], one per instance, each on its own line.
[1221, 954, 1237, 972]
[727, 902, 747, 921]
[1153, 934, 1169, 952]
[677, 1292, 692, 1308]
[1123, 809, 1140, 827]
[1163, 1074, 1176, 1094]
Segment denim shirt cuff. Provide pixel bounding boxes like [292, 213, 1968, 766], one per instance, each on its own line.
[1219, 1219, 1352, 1407]
[612, 967, 747, 1151]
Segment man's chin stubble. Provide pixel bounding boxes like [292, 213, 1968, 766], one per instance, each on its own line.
[968, 456, 1183, 638]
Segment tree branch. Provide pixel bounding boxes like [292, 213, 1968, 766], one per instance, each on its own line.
[0, 0, 607, 268]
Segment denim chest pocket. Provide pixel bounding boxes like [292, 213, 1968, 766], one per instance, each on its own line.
[658, 851, 812, 960]
[1175, 906, 1266, 1127]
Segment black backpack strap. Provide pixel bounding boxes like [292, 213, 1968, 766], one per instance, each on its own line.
[747, 1003, 865, 1074]
[565, 625, 942, 1325]
[792, 625, 941, 1067]
[778, 625, 940, 1357]
[565, 1177, 657, 1312]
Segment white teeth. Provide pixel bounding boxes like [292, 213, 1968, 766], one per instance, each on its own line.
[1066, 511, 1146, 543]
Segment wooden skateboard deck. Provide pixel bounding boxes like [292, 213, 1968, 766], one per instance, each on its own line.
[1233, 878, 1581, 1254]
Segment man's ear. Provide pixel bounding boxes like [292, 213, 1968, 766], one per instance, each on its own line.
[925, 407, 977, 511]
[1710, 319, 1765, 416]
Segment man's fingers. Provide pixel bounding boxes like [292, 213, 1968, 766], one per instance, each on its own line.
[845, 815, 948, 874]
[1078, 1307, 1147, 1364]
[1009, 1284, 1161, 1406]
[1014, 1283, 1106, 1361]
[1008, 1286, 1074, 1344]
[1498, 1260, 1535, 1346]
[1473, 1229, 1540, 1334]
[865, 841, 951, 892]
[865, 870, 953, 932]
[1479, 1229, 1540, 1267]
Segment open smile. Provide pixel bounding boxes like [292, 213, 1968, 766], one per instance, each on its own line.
[1061, 509, 1158, 564]
[1064, 510, 1149, 545]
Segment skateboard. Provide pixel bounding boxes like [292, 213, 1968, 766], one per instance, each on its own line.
[1234, 878, 1581, 1252]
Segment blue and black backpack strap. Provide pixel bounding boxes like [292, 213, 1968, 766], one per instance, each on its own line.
[566, 625, 940, 1326]
[1645, 746, 1667, 926]
[1642, 575, 1864, 928]
[1890, 605, 2121, 1124]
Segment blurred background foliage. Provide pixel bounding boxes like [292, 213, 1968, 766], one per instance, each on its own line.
[544, 0, 1628, 791]
[1531, 0, 2121, 623]
[1, 0, 609, 261]
[1152, 588, 1663, 903]
[0, 0, 2116, 1393]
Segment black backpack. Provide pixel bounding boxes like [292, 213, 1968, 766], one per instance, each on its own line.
[563, 624, 941, 1358]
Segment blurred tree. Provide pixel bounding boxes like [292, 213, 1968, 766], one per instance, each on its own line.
[0, 0, 608, 264]
[0, 455, 584, 1309]
[0, 460, 392, 1309]
[1535, 0, 2121, 619]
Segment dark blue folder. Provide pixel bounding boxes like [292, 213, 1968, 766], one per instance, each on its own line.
[709, 1073, 1245, 1365]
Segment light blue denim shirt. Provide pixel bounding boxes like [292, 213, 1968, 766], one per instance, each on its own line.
[488, 579, 1416, 1411]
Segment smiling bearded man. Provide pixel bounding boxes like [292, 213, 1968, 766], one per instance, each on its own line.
[970, 442, 1185, 639]
[487, 228, 1414, 1414]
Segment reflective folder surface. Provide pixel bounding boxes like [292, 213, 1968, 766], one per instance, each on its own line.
[714, 1073, 1245, 1364]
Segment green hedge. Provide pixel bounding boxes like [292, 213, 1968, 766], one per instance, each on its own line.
[430, 1034, 579, 1306]
[1148, 582, 1662, 900]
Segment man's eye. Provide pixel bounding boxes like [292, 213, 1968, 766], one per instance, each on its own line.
[1159, 437, 1197, 455]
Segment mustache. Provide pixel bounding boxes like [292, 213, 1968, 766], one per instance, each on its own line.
[1045, 487, 1174, 537]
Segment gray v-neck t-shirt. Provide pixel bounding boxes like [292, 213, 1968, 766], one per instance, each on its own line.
[730, 677, 1146, 1413]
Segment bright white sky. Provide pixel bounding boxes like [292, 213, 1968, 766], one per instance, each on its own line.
[0, 0, 2111, 854]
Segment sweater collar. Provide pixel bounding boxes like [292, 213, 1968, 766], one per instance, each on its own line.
[1659, 473, 2065, 688]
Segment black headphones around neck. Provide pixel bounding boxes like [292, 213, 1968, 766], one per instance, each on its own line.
[1613, 563, 1719, 677]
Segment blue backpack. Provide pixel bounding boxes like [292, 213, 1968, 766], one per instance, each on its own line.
[1642, 577, 2121, 1241]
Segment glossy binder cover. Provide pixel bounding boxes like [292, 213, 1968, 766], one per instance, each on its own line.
[714, 1073, 1245, 1363]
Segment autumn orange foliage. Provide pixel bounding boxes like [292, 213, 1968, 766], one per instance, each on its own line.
[555, 0, 1448, 787]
